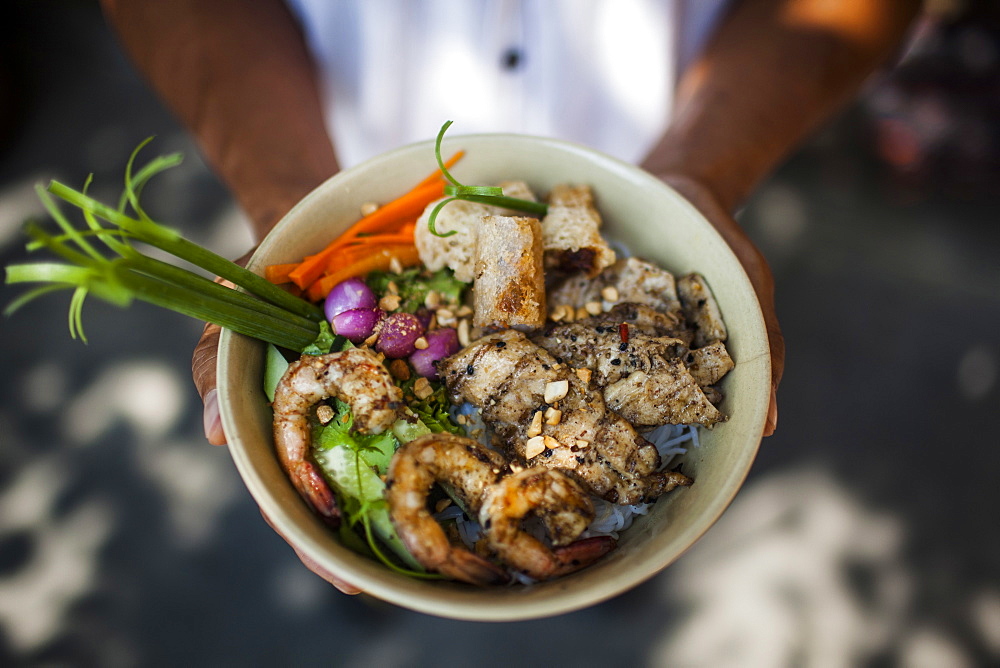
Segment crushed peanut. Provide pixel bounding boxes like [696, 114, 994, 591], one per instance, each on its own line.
[544, 379, 569, 404]
[424, 290, 441, 309]
[575, 368, 593, 384]
[543, 435, 563, 450]
[544, 407, 563, 426]
[436, 308, 456, 326]
[455, 414, 468, 425]
[360, 201, 379, 216]
[413, 336, 429, 350]
[456, 304, 473, 317]
[550, 305, 566, 322]
[315, 404, 335, 424]
[576, 307, 591, 320]
[413, 376, 433, 400]
[386, 280, 399, 295]
[574, 439, 591, 450]
[457, 318, 470, 347]
[525, 436, 546, 459]
[379, 294, 401, 311]
[388, 359, 410, 381]
[585, 300, 602, 316]
[388, 255, 404, 274]
[526, 410, 544, 438]
[601, 286, 619, 302]
[363, 332, 379, 347]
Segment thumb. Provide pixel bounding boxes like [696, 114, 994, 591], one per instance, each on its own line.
[192, 321, 226, 445]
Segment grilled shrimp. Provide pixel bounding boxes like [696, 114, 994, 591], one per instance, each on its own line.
[385, 433, 511, 585]
[479, 467, 616, 580]
[272, 348, 403, 525]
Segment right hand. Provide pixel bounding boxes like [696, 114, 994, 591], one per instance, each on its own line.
[190, 263, 363, 595]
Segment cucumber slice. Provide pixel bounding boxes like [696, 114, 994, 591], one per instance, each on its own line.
[263, 343, 290, 402]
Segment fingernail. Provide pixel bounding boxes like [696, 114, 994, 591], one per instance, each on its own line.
[203, 389, 227, 445]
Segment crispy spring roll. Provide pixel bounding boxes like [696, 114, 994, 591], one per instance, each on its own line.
[472, 215, 546, 331]
[541, 184, 616, 277]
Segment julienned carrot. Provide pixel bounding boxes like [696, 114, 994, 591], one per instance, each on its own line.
[340, 179, 445, 239]
[264, 262, 299, 285]
[314, 226, 417, 276]
[277, 151, 465, 292]
[287, 181, 444, 289]
[334, 222, 416, 248]
[306, 246, 421, 302]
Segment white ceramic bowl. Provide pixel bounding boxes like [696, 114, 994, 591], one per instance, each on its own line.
[218, 133, 770, 621]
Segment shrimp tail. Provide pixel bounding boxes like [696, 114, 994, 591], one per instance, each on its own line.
[289, 460, 341, 526]
[442, 550, 511, 586]
[552, 535, 617, 576]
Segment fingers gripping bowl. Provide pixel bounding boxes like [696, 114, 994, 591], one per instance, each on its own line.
[218, 134, 771, 621]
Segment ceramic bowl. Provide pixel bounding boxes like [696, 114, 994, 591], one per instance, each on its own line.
[218, 133, 770, 621]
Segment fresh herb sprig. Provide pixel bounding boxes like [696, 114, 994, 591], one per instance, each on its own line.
[4, 140, 330, 353]
[426, 121, 548, 237]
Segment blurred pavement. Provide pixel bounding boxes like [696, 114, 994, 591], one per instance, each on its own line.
[1, 1, 998, 666]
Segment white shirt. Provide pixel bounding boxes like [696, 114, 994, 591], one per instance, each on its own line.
[286, 0, 729, 168]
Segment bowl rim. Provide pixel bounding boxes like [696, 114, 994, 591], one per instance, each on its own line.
[219, 132, 769, 621]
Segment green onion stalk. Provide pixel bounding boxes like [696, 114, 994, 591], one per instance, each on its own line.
[5, 122, 547, 343]
[3, 125, 541, 577]
[426, 120, 548, 237]
[3, 139, 328, 351]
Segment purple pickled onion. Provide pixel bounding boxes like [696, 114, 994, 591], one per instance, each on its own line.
[324, 277, 377, 322]
[377, 312, 425, 359]
[332, 308, 384, 343]
[409, 328, 460, 379]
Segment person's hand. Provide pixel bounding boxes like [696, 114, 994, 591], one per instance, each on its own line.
[261, 511, 362, 595]
[192, 320, 228, 445]
[654, 173, 784, 437]
[192, 249, 255, 446]
[189, 252, 362, 595]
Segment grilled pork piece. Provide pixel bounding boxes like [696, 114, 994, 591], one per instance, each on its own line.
[534, 321, 686, 387]
[588, 302, 689, 343]
[603, 358, 724, 427]
[534, 312, 726, 428]
[415, 181, 537, 282]
[540, 184, 616, 277]
[677, 272, 727, 347]
[686, 341, 734, 387]
[548, 257, 682, 317]
[472, 215, 546, 332]
[440, 329, 691, 505]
